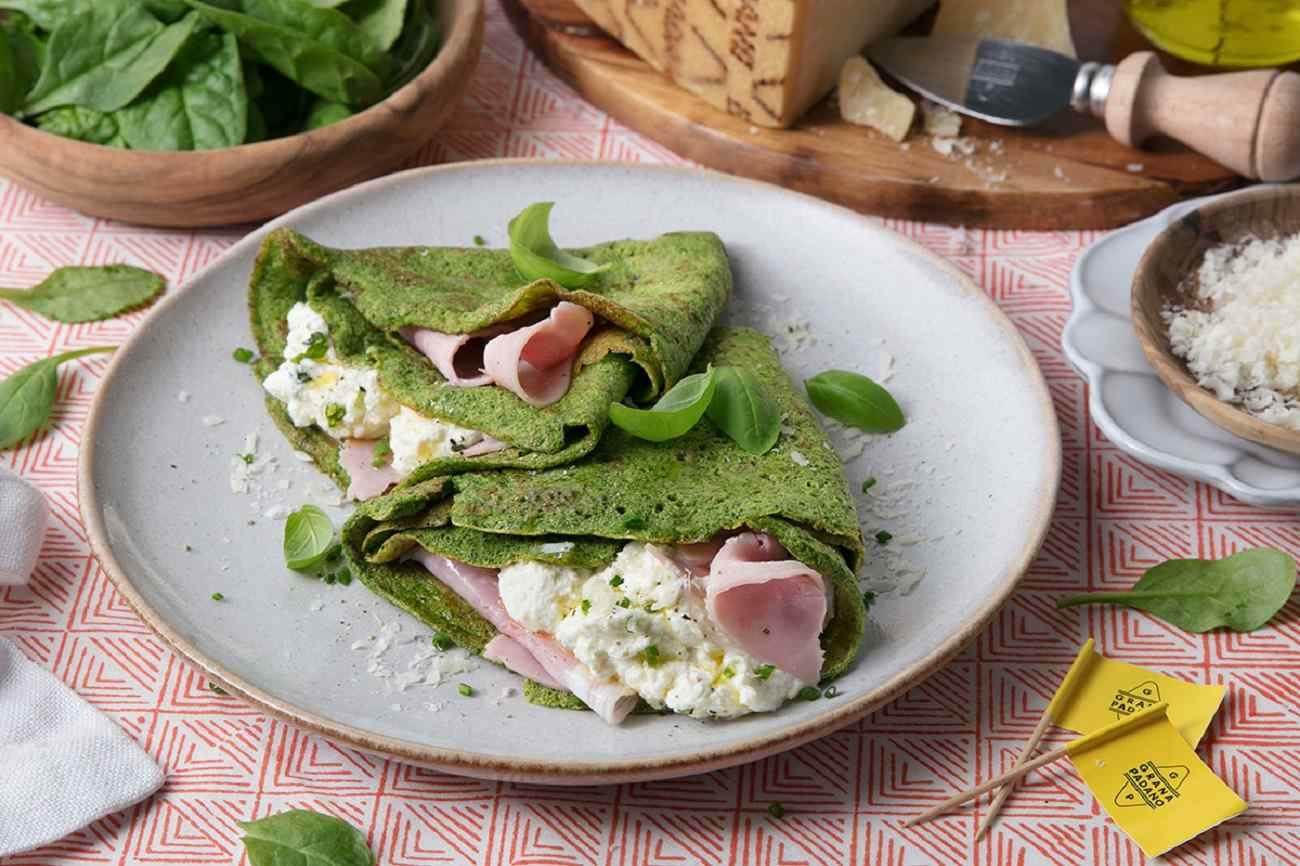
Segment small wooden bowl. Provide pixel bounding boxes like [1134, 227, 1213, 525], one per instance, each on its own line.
[1131, 185, 1300, 455]
[0, 0, 483, 228]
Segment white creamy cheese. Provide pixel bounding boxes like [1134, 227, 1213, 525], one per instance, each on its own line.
[262, 302, 494, 467]
[497, 543, 808, 719]
[1165, 234, 1300, 430]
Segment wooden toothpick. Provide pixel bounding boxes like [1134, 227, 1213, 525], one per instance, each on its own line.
[975, 707, 1053, 839]
[906, 743, 1071, 828]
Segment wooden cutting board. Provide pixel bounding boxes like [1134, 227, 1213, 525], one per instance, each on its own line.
[503, 0, 1242, 229]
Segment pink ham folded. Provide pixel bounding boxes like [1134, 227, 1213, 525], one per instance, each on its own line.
[483, 635, 563, 690]
[482, 302, 595, 407]
[341, 439, 403, 500]
[458, 435, 511, 457]
[705, 533, 829, 685]
[400, 324, 512, 387]
[411, 550, 637, 724]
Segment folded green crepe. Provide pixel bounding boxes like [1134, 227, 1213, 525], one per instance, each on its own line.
[249, 227, 731, 494]
[342, 328, 867, 717]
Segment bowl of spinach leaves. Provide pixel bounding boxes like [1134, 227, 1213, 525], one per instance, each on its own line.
[0, 0, 483, 227]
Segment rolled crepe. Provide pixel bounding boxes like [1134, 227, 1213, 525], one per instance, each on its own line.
[249, 227, 731, 497]
[342, 328, 867, 717]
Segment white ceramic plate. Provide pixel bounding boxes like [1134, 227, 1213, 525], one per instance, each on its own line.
[81, 161, 1059, 783]
[1063, 186, 1300, 507]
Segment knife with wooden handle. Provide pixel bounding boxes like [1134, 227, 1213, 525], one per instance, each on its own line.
[868, 36, 1300, 181]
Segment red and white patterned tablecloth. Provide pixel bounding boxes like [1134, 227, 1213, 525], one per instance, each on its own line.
[2, 4, 1298, 865]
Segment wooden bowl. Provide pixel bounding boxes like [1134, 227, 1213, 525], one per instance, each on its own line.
[0, 0, 483, 228]
[1131, 184, 1300, 455]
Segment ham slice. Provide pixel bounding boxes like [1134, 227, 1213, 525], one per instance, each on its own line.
[411, 550, 637, 724]
[482, 302, 594, 407]
[459, 435, 511, 457]
[483, 635, 563, 690]
[668, 537, 729, 576]
[705, 533, 829, 684]
[340, 439, 402, 500]
[400, 324, 515, 387]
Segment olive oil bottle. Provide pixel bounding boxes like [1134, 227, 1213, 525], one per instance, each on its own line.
[1126, 0, 1300, 67]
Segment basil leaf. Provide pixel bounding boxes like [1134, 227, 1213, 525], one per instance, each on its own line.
[1057, 548, 1297, 632]
[239, 809, 374, 866]
[344, 0, 408, 52]
[23, 4, 201, 115]
[708, 365, 781, 454]
[283, 505, 336, 570]
[0, 346, 114, 450]
[304, 98, 353, 129]
[117, 30, 247, 151]
[609, 368, 717, 442]
[508, 202, 611, 289]
[34, 105, 124, 146]
[183, 0, 385, 105]
[804, 369, 904, 433]
[0, 265, 164, 322]
[384, 0, 438, 94]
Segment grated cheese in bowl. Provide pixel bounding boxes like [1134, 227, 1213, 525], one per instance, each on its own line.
[1163, 233, 1300, 430]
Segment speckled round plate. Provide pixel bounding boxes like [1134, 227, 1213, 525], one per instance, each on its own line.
[80, 160, 1059, 784]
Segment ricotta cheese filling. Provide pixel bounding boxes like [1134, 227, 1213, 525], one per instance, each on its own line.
[497, 542, 812, 719]
[262, 302, 493, 471]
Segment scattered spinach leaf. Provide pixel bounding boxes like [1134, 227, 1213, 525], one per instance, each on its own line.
[1056, 548, 1296, 632]
[283, 504, 336, 570]
[345, 0, 408, 52]
[0, 265, 164, 322]
[239, 809, 374, 866]
[508, 202, 610, 289]
[708, 365, 781, 454]
[24, 4, 201, 115]
[0, 0, 79, 31]
[116, 30, 247, 150]
[239, 0, 392, 78]
[34, 105, 123, 145]
[0, 346, 114, 450]
[609, 368, 717, 442]
[804, 369, 905, 433]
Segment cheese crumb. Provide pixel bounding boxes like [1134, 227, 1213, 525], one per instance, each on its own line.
[1165, 233, 1300, 429]
[921, 100, 962, 138]
[838, 57, 915, 142]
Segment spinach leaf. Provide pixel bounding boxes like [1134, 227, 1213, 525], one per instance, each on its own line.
[1057, 549, 1297, 632]
[240, 0, 392, 77]
[610, 368, 717, 442]
[244, 101, 268, 143]
[253, 65, 313, 138]
[1, 17, 44, 105]
[385, 0, 438, 93]
[283, 505, 336, 570]
[35, 105, 124, 145]
[0, 30, 19, 114]
[239, 809, 374, 866]
[184, 0, 385, 105]
[117, 30, 247, 151]
[508, 202, 610, 289]
[304, 98, 353, 129]
[0, 0, 77, 31]
[0, 346, 114, 450]
[804, 369, 905, 433]
[345, 0, 408, 52]
[0, 265, 164, 322]
[708, 365, 781, 454]
[23, 4, 201, 115]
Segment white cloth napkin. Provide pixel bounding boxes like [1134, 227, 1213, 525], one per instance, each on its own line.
[0, 636, 165, 856]
[0, 467, 48, 586]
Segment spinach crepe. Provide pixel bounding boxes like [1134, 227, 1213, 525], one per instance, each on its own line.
[249, 226, 731, 499]
[342, 328, 867, 723]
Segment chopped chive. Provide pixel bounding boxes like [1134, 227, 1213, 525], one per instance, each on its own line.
[207, 681, 229, 695]
[293, 332, 328, 363]
[754, 664, 775, 680]
[797, 686, 821, 701]
[617, 598, 631, 608]
[862, 591, 877, 611]
[861, 477, 877, 493]
[643, 645, 661, 667]
[609, 575, 624, 588]
[457, 683, 474, 697]
[644, 601, 656, 612]
[874, 530, 893, 545]
[323, 572, 336, 585]
[337, 570, 352, 586]
[325, 543, 342, 563]
[371, 438, 392, 468]
[238, 453, 255, 464]
[581, 599, 592, 615]
[767, 803, 785, 819]
[324, 403, 345, 427]
[232, 347, 254, 364]
[719, 666, 735, 680]
[473, 234, 487, 246]
[432, 633, 454, 651]
[824, 686, 840, 698]
[210, 592, 225, 601]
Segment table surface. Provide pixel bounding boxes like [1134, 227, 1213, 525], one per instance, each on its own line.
[2, 4, 1298, 865]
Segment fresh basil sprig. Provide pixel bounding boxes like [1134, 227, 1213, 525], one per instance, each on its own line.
[508, 202, 611, 289]
[0, 346, 114, 450]
[1057, 548, 1297, 632]
[283, 504, 336, 571]
[804, 369, 904, 433]
[0, 265, 164, 323]
[239, 808, 374, 866]
[609, 368, 717, 442]
[708, 366, 781, 454]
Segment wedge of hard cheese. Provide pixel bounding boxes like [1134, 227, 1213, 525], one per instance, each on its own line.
[572, 0, 933, 128]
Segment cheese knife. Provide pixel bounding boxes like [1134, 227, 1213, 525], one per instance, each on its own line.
[867, 36, 1300, 181]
